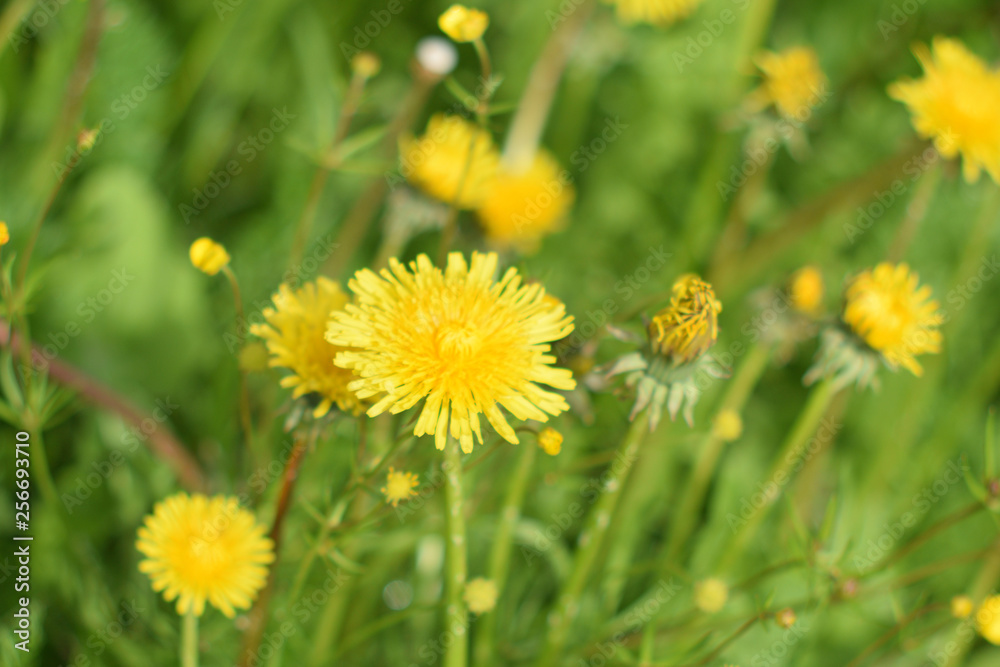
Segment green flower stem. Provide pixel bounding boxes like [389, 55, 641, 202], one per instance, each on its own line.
[181, 610, 198, 667]
[718, 377, 839, 573]
[886, 160, 942, 262]
[221, 266, 257, 469]
[534, 416, 648, 667]
[473, 440, 537, 667]
[665, 342, 771, 563]
[443, 441, 469, 667]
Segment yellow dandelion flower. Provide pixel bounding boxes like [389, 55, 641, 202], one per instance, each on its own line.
[789, 265, 825, 315]
[382, 467, 420, 507]
[537, 427, 563, 456]
[712, 409, 742, 442]
[694, 578, 728, 613]
[189, 237, 230, 276]
[476, 151, 575, 253]
[464, 577, 498, 614]
[327, 252, 576, 453]
[400, 114, 499, 209]
[749, 47, 828, 120]
[0, 222, 9, 246]
[889, 37, 1000, 183]
[649, 274, 722, 364]
[136, 493, 274, 618]
[603, 0, 704, 26]
[438, 5, 489, 43]
[250, 278, 363, 417]
[842, 263, 943, 376]
[951, 595, 974, 619]
[976, 595, 1000, 645]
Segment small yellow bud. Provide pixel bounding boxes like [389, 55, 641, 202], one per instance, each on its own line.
[189, 237, 230, 276]
[775, 607, 797, 628]
[977, 595, 1000, 644]
[694, 578, 728, 614]
[381, 467, 420, 507]
[537, 427, 563, 456]
[951, 595, 974, 619]
[0, 222, 9, 247]
[351, 52, 381, 78]
[789, 266, 824, 315]
[438, 5, 489, 43]
[77, 128, 99, 153]
[464, 577, 498, 614]
[238, 342, 271, 372]
[712, 409, 743, 442]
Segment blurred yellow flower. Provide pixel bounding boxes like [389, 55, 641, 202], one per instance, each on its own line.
[775, 608, 797, 628]
[136, 493, 274, 618]
[694, 578, 728, 613]
[789, 265, 825, 315]
[537, 427, 563, 456]
[327, 252, 576, 453]
[400, 114, 499, 209]
[976, 595, 1000, 644]
[464, 577, 498, 614]
[603, 0, 704, 26]
[843, 263, 943, 376]
[889, 37, 1000, 184]
[351, 51, 381, 78]
[649, 274, 722, 364]
[382, 467, 420, 507]
[712, 409, 743, 442]
[476, 151, 574, 253]
[250, 278, 363, 417]
[438, 5, 489, 42]
[0, 222, 9, 247]
[951, 595, 974, 619]
[749, 47, 828, 120]
[189, 237, 230, 276]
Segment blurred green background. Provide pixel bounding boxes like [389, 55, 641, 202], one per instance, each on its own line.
[1, 0, 1000, 664]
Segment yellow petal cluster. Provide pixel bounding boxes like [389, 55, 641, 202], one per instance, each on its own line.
[327, 252, 576, 453]
[438, 5, 489, 43]
[649, 274, 722, 364]
[136, 493, 274, 618]
[476, 151, 575, 253]
[189, 237, 230, 276]
[250, 278, 363, 417]
[400, 114, 499, 209]
[842, 263, 943, 376]
[889, 37, 1000, 183]
[749, 47, 828, 120]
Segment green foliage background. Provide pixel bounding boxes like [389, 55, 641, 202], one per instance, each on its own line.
[1, 0, 999, 664]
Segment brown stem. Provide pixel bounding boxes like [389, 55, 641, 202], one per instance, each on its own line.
[677, 614, 762, 667]
[874, 501, 983, 574]
[845, 603, 945, 667]
[0, 319, 206, 491]
[236, 432, 311, 667]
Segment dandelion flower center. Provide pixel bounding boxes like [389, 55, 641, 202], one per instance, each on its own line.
[327, 252, 576, 453]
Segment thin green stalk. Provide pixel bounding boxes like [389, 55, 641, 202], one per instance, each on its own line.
[886, 160, 942, 262]
[666, 342, 771, 562]
[221, 266, 257, 467]
[443, 441, 469, 667]
[181, 611, 198, 667]
[718, 378, 839, 572]
[474, 441, 537, 667]
[533, 416, 648, 667]
[28, 429, 59, 510]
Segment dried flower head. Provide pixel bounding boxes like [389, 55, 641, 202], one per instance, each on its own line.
[649, 274, 722, 365]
